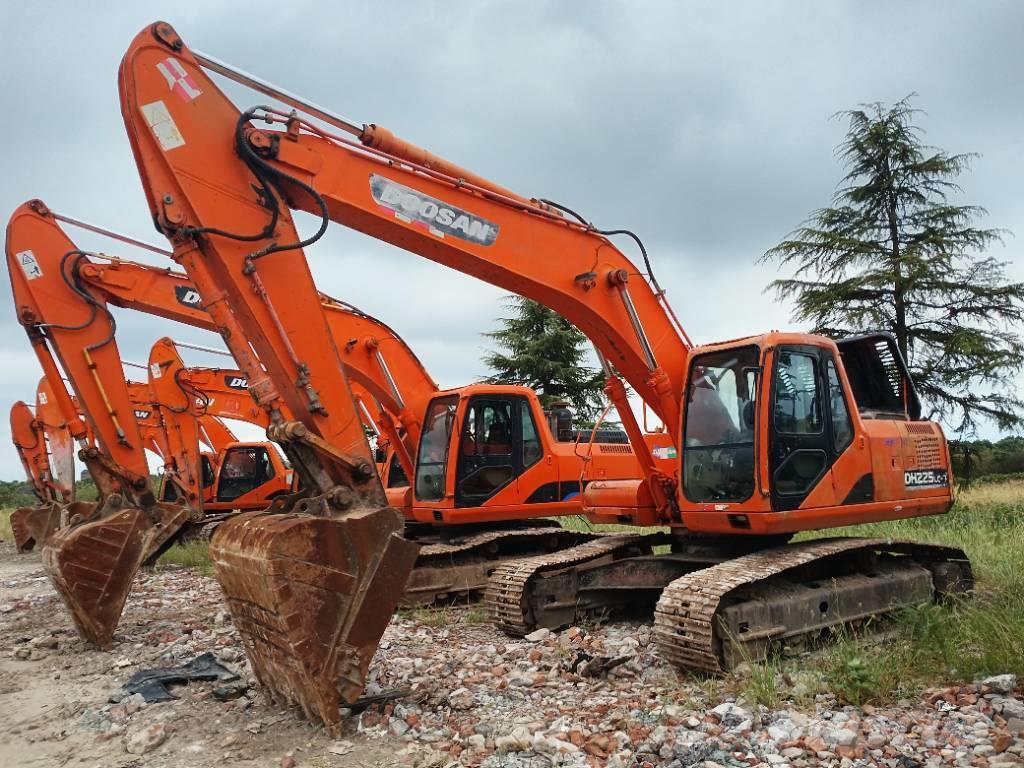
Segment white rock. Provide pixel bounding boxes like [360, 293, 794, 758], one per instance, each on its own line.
[525, 628, 553, 642]
[447, 687, 474, 710]
[495, 726, 533, 753]
[389, 718, 410, 737]
[983, 674, 1017, 694]
[328, 741, 353, 755]
[827, 727, 858, 747]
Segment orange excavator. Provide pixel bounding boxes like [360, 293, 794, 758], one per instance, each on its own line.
[9, 400, 65, 550]
[5, 205, 193, 649]
[115, 21, 971, 716]
[145, 337, 294, 516]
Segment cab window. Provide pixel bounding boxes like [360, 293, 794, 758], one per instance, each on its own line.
[682, 346, 758, 503]
[457, 401, 515, 502]
[521, 405, 542, 468]
[827, 360, 853, 453]
[774, 352, 822, 434]
[415, 396, 457, 501]
[217, 446, 275, 501]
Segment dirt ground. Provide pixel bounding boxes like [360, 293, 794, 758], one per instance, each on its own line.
[0, 543, 406, 768]
[3, 541, 1023, 768]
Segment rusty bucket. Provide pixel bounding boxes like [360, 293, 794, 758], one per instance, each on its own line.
[41, 500, 190, 648]
[10, 502, 64, 552]
[210, 506, 419, 736]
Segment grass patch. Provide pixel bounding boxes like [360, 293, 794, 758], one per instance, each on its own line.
[157, 539, 214, 576]
[464, 605, 489, 625]
[412, 605, 453, 628]
[0, 508, 12, 542]
[800, 480, 1024, 702]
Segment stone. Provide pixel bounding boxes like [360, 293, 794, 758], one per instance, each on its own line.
[827, 727, 858, 747]
[866, 731, 887, 749]
[124, 722, 167, 755]
[495, 726, 533, 753]
[709, 702, 752, 731]
[525, 628, 553, 642]
[31, 634, 58, 649]
[389, 718, 410, 737]
[280, 757, 296, 768]
[999, 698, 1024, 720]
[447, 687, 474, 710]
[1006, 718, 1024, 735]
[983, 675, 1018, 694]
[466, 734, 486, 750]
[328, 741, 353, 755]
[13, 646, 30, 660]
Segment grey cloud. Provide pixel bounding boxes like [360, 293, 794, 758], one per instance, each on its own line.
[1, 0, 1021, 478]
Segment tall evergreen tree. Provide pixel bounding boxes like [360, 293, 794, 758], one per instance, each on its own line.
[763, 97, 1024, 432]
[482, 296, 605, 419]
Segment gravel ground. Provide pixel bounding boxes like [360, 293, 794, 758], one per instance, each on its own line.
[1, 542, 1022, 767]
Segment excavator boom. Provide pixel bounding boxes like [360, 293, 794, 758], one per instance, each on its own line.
[120, 23, 418, 733]
[6, 201, 190, 647]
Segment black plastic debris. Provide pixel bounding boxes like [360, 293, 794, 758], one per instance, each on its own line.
[111, 651, 238, 703]
[346, 688, 411, 713]
[212, 681, 250, 701]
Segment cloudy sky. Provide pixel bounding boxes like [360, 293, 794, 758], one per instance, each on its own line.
[1, 1, 1021, 480]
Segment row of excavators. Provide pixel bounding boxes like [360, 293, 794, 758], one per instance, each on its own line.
[4, 20, 972, 736]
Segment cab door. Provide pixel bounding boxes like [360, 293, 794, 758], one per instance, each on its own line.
[768, 345, 859, 512]
[454, 396, 541, 508]
[768, 346, 831, 511]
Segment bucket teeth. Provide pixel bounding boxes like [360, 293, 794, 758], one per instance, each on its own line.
[41, 503, 189, 648]
[10, 503, 63, 552]
[210, 506, 419, 737]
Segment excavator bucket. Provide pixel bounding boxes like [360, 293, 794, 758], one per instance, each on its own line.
[10, 502, 63, 552]
[210, 506, 419, 736]
[41, 500, 190, 648]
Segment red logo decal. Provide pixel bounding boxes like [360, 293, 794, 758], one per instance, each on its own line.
[157, 58, 202, 102]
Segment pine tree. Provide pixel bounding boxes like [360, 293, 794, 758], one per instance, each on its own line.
[763, 97, 1024, 432]
[482, 296, 605, 419]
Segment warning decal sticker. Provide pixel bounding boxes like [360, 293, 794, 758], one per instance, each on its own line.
[16, 250, 43, 280]
[156, 58, 202, 102]
[141, 100, 186, 151]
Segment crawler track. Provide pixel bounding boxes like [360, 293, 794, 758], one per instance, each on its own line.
[653, 537, 971, 673]
[484, 534, 656, 634]
[405, 526, 603, 604]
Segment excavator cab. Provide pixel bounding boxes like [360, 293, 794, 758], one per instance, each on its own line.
[215, 444, 277, 500]
[679, 332, 953, 534]
[415, 392, 541, 508]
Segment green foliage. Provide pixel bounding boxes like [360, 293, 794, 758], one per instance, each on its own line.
[764, 96, 1024, 433]
[801, 478, 1024, 702]
[949, 435, 1024, 485]
[463, 605, 489, 625]
[156, 540, 214, 576]
[482, 296, 606, 420]
[0, 477, 98, 508]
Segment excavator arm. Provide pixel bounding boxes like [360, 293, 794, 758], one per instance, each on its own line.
[8, 400, 67, 552]
[119, 23, 419, 734]
[10, 401, 55, 503]
[116, 23, 689, 522]
[6, 200, 191, 647]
